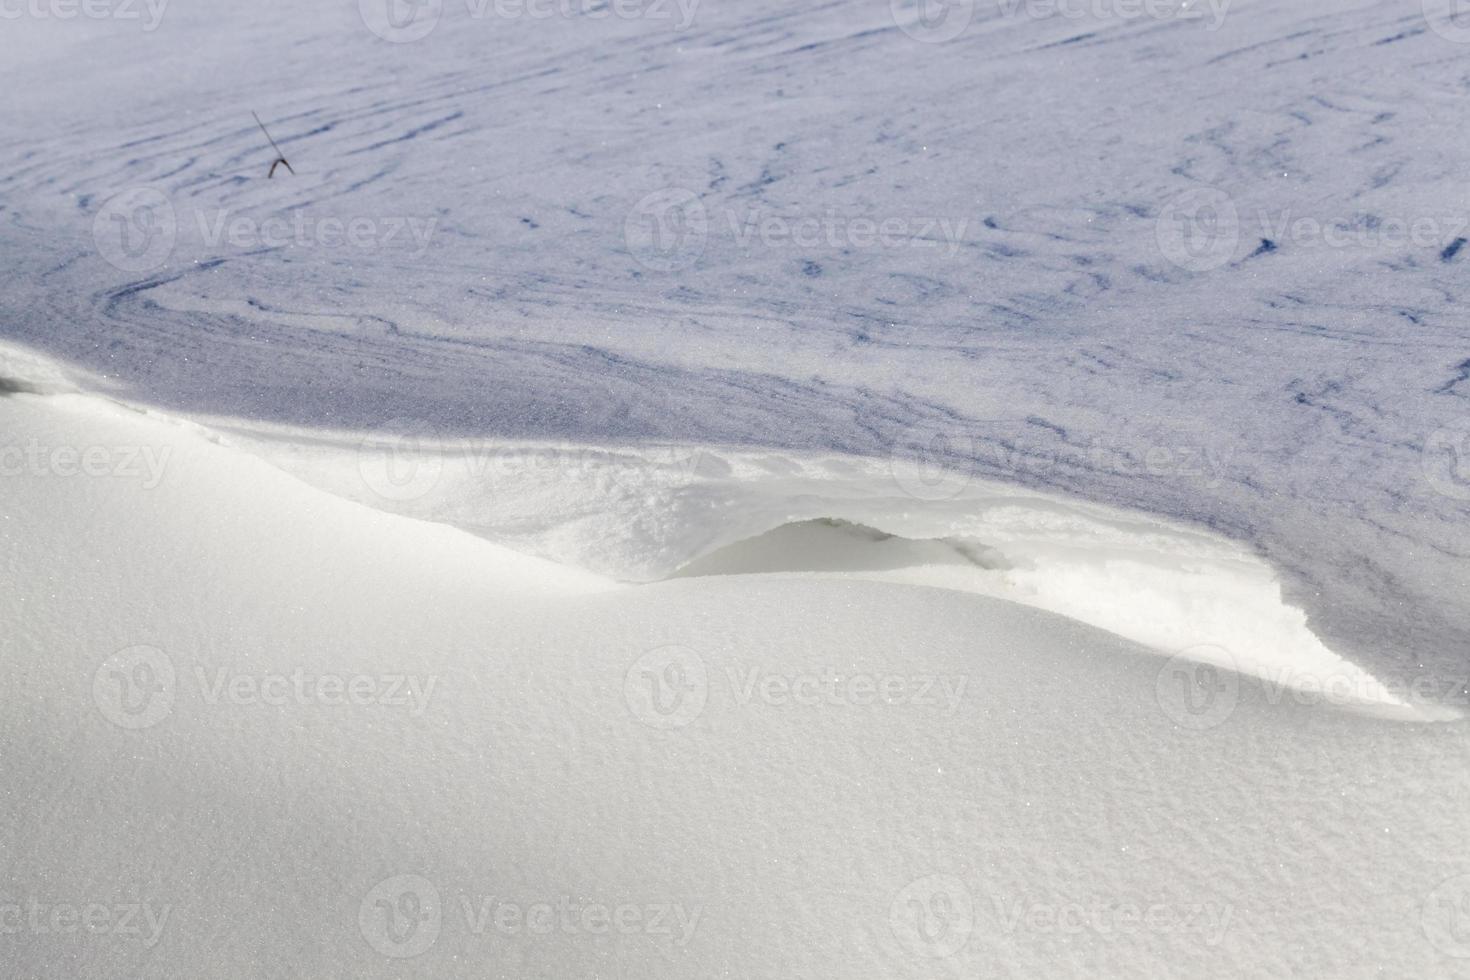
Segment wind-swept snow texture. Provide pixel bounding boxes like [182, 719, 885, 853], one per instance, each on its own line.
[1, 0, 1468, 702]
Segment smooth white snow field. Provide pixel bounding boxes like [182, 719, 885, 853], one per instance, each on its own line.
[4, 0, 1470, 975]
[3, 373, 1470, 978]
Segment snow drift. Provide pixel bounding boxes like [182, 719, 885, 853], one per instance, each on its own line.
[2, 382, 1469, 979]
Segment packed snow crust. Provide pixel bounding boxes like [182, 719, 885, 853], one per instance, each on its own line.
[208, 399, 1446, 719]
[1, 338, 1442, 716]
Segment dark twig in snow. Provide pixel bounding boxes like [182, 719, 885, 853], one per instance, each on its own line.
[252, 111, 295, 178]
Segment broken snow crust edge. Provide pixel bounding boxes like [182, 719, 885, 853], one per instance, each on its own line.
[223, 417, 1454, 721]
[0, 341, 1448, 720]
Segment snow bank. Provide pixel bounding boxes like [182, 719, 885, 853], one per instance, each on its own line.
[185, 409, 1445, 719]
[0, 335, 1451, 717]
[0, 0, 1466, 710]
[2, 381, 1468, 979]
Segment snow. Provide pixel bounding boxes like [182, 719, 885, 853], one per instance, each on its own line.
[170, 399, 1441, 718]
[3, 386, 1470, 978]
[3, 0, 1470, 973]
[0, 0, 1467, 706]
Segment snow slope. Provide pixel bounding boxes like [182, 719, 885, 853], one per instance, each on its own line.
[0, 339, 1443, 717]
[4, 2, 1470, 974]
[0, 0, 1467, 707]
[3, 386, 1470, 979]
